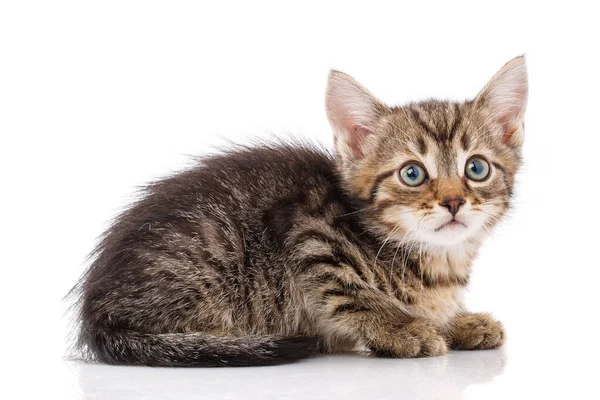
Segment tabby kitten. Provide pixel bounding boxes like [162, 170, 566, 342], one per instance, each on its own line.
[71, 56, 527, 366]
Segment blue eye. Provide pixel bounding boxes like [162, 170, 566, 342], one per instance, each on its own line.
[399, 163, 427, 187]
[465, 157, 491, 181]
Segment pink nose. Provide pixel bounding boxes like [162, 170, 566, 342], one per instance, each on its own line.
[440, 197, 465, 216]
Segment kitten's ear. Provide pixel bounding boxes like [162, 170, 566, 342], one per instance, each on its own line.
[474, 56, 528, 146]
[326, 71, 389, 162]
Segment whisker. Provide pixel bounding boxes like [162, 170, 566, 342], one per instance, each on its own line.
[375, 222, 400, 266]
[419, 242, 424, 291]
[399, 215, 425, 283]
[334, 207, 371, 218]
[390, 242, 402, 292]
[339, 205, 419, 219]
[477, 209, 500, 219]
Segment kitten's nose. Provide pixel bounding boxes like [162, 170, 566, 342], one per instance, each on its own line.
[440, 197, 465, 217]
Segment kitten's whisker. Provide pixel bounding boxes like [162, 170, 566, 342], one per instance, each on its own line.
[392, 225, 415, 284]
[477, 209, 500, 220]
[398, 215, 425, 284]
[390, 242, 402, 292]
[375, 222, 400, 266]
[395, 209, 421, 215]
[419, 243, 424, 291]
[402, 239, 417, 284]
[334, 207, 370, 218]
[339, 206, 418, 219]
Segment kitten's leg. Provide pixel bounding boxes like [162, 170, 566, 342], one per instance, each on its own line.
[311, 285, 448, 358]
[443, 312, 505, 350]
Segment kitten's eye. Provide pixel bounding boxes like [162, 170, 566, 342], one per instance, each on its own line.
[399, 163, 428, 187]
[465, 157, 491, 181]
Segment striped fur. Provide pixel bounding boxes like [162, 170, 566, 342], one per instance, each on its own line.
[69, 56, 527, 366]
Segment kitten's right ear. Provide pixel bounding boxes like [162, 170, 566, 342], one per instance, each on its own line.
[474, 56, 528, 147]
[326, 71, 389, 163]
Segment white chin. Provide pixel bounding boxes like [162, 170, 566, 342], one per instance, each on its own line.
[416, 224, 478, 246]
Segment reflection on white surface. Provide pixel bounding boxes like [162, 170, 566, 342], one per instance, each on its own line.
[64, 350, 505, 400]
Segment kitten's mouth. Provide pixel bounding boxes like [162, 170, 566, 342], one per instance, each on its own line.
[434, 220, 467, 232]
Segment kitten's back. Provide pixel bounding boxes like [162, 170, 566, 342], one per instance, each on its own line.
[70, 144, 344, 366]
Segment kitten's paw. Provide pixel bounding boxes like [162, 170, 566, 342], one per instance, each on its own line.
[371, 319, 448, 358]
[448, 313, 505, 350]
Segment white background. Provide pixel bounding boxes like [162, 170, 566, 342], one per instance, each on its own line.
[1, 1, 599, 399]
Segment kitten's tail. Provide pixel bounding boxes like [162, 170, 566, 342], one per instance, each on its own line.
[77, 326, 319, 367]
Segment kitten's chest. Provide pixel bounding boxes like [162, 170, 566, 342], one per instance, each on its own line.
[406, 285, 464, 326]
[386, 250, 471, 326]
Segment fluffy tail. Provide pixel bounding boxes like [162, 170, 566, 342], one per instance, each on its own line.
[79, 326, 319, 367]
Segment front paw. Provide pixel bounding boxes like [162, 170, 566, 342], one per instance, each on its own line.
[448, 313, 505, 350]
[370, 319, 448, 358]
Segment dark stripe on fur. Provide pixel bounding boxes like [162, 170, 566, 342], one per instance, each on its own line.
[405, 258, 469, 288]
[333, 303, 370, 315]
[460, 132, 471, 150]
[417, 136, 428, 154]
[369, 170, 395, 202]
[410, 108, 439, 140]
[448, 104, 461, 142]
[315, 273, 361, 291]
[323, 288, 351, 298]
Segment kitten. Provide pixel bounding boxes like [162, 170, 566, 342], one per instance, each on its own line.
[70, 56, 527, 366]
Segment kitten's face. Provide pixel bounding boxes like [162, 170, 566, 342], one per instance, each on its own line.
[356, 101, 521, 247]
[326, 57, 527, 248]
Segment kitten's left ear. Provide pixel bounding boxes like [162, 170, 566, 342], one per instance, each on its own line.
[326, 71, 390, 164]
[475, 56, 528, 146]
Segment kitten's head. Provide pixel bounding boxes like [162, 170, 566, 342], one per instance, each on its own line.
[326, 57, 527, 248]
